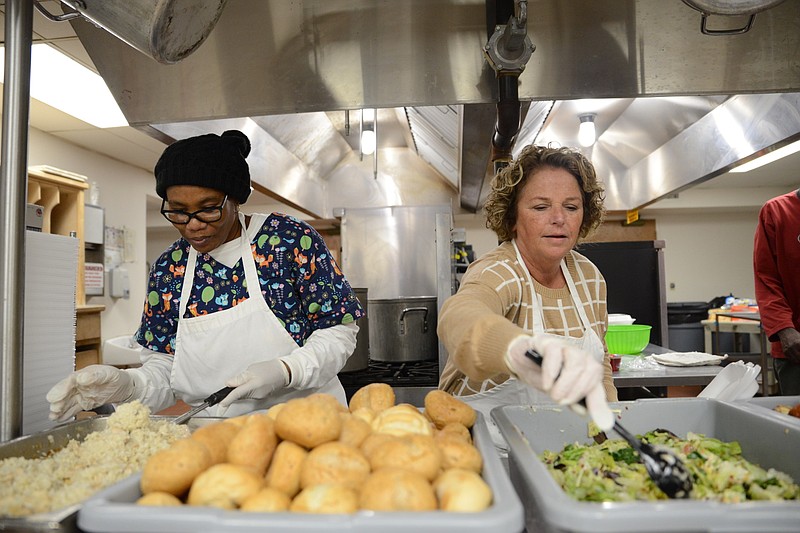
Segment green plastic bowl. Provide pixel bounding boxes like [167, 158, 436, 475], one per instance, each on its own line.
[605, 324, 652, 355]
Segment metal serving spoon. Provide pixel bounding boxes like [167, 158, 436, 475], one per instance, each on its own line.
[524, 349, 693, 499]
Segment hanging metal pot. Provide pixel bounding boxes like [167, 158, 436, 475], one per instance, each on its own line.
[59, 0, 229, 63]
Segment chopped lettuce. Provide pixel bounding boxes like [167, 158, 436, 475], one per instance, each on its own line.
[541, 429, 800, 502]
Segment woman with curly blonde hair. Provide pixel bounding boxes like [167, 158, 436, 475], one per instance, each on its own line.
[438, 144, 616, 451]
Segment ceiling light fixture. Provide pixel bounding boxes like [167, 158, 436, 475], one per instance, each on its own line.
[577, 114, 597, 147]
[730, 138, 800, 173]
[360, 108, 376, 156]
[0, 43, 127, 128]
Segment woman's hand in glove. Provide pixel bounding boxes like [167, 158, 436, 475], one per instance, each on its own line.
[46, 365, 135, 422]
[504, 335, 613, 431]
[219, 359, 290, 408]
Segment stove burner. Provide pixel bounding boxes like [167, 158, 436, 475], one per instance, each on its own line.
[338, 359, 439, 392]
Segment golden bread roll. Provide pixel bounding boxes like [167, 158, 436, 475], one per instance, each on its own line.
[186, 463, 263, 509]
[227, 414, 278, 476]
[433, 468, 492, 512]
[266, 402, 286, 420]
[436, 422, 472, 444]
[300, 441, 371, 490]
[436, 434, 483, 473]
[359, 468, 437, 511]
[275, 396, 342, 448]
[424, 390, 476, 429]
[371, 404, 434, 437]
[289, 484, 359, 514]
[136, 491, 183, 506]
[191, 421, 240, 465]
[239, 487, 292, 512]
[265, 440, 308, 497]
[348, 383, 395, 413]
[369, 434, 442, 481]
[308, 392, 349, 412]
[359, 432, 398, 460]
[141, 438, 212, 497]
[338, 413, 373, 448]
[223, 415, 249, 428]
[350, 407, 376, 425]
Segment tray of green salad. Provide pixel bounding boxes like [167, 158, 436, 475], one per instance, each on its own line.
[492, 397, 800, 532]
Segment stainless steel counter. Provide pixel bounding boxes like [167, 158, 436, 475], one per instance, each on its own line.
[612, 344, 723, 389]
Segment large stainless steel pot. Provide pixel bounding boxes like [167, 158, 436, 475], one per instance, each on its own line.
[340, 288, 369, 372]
[369, 297, 437, 362]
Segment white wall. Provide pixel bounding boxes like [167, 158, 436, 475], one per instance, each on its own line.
[656, 210, 759, 302]
[27, 127, 155, 340]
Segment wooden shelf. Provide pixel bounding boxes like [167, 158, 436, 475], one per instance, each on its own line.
[27, 167, 89, 306]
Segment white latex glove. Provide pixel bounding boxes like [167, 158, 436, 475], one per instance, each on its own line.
[46, 365, 135, 422]
[504, 335, 614, 431]
[219, 359, 290, 408]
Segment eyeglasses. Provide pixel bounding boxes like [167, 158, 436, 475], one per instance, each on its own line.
[161, 195, 228, 224]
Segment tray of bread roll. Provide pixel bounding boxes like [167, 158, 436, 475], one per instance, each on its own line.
[77, 386, 524, 532]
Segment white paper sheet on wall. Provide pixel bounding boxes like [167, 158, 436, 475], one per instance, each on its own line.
[23, 231, 78, 434]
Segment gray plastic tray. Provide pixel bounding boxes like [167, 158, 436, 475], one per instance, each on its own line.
[737, 395, 800, 426]
[492, 397, 800, 533]
[77, 412, 524, 533]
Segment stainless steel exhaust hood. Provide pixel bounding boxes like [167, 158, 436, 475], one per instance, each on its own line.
[70, 0, 800, 216]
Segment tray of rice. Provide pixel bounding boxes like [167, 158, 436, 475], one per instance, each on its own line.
[0, 402, 191, 532]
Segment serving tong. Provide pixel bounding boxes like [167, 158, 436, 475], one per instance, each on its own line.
[172, 386, 234, 425]
[524, 349, 693, 499]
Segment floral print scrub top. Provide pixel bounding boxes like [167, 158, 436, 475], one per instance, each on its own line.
[135, 213, 365, 355]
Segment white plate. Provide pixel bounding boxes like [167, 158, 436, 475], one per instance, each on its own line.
[650, 351, 727, 367]
[608, 313, 635, 325]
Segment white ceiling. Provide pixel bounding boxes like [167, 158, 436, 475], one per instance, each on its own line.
[2, 1, 797, 212]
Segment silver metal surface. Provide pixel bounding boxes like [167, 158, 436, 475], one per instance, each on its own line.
[66, 0, 800, 214]
[369, 297, 439, 363]
[435, 212, 454, 373]
[340, 205, 453, 300]
[61, 0, 228, 64]
[0, 0, 33, 443]
[73, 0, 800, 123]
[608, 92, 800, 210]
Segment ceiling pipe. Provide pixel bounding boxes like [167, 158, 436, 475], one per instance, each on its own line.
[484, 0, 535, 174]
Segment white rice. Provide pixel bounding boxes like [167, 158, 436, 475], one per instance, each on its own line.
[0, 402, 189, 517]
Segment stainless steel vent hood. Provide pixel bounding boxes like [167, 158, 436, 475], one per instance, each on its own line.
[70, 0, 800, 216]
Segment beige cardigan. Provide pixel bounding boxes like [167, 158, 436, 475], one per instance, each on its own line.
[438, 241, 618, 401]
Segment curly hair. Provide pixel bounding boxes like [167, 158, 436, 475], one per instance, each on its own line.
[484, 144, 605, 243]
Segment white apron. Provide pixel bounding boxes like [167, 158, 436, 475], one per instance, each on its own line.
[461, 240, 605, 452]
[171, 212, 346, 417]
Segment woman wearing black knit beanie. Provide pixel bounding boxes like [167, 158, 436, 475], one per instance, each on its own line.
[47, 130, 365, 420]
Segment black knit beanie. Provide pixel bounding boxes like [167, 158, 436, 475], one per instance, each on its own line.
[154, 130, 252, 204]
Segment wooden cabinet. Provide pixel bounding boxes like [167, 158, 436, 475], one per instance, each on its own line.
[27, 167, 89, 306]
[76, 304, 105, 369]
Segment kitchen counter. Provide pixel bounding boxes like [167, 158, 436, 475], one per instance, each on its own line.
[612, 344, 723, 389]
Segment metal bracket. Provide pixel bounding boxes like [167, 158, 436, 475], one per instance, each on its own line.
[483, 0, 535, 74]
